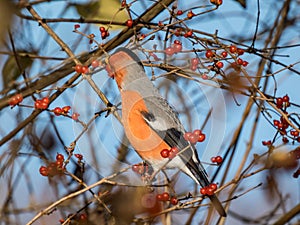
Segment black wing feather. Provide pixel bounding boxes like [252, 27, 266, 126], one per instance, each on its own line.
[140, 110, 210, 187]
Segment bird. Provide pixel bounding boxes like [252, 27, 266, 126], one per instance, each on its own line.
[106, 47, 226, 217]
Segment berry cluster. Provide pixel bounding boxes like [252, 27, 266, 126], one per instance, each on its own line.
[74, 59, 100, 74]
[75, 64, 89, 74]
[53, 105, 71, 116]
[200, 183, 218, 196]
[211, 155, 223, 165]
[165, 40, 183, 56]
[190, 57, 200, 71]
[156, 192, 178, 205]
[9, 93, 23, 106]
[99, 26, 109, 39]
[132, 163, 150, 175]
[207, 45, 248, 71]
[160, 147, 179, 159]
[52, 105, 80, 121]
[183, 129, 206, 144]
[39, 153, 65, 177]
[270, 94, 299, 143]
[34, 97, 50, 110]
[275, 95, 290, 109]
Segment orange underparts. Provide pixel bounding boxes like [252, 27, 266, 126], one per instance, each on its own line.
[121, 90, 170, 160]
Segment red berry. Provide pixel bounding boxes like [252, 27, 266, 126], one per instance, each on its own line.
[81, 66, 89, 74]
[165, 47, 175, 56]
[283, 95, 290, 103]
[211, 157, 216, 163]
[237, 48, 244, 55]
[282, 137, 289, 143]
[34, 100, 42, 109]
[193, 129, 202, 136]
[215, 61, 224, 68]
[177, 10, 183, 15]
[206, 187, 215, 196]
[202, 74, 208, 80]
[75, 64, 82, 73]
[237, 58, 243, 65]
[173, 42, 182, 53]
[91, 60, 100, 68]
[161, 192, 170, 201]
[276, 97, 283, 107]
[8, 96, 18, 106]
[190, 64, 198, 71]
[184, 132, 192, 141]
[169, 147, 179, 159]
[160, 149, 170, 158]
[99, 26, 106, 32]
[15, 94, 23, 103]
[53, 107, 62, 116]
[211, 0, 222, 5]
[39, 101, 48, 109]
[191, 58, 199, 66]
[200, 187, 207, 195]
[209, 183, 218, 191]
[188, 133, 198, 144]
[39, 166, 48, 176]
[121, 0, 126, 7]
[205, 50, 214, 58]
[187, 10, 195, 19]
[56, 153, 64, 162]
[74, 24, 80, 29]
[242, 61, 249, 67]
[101, 30, 109, 39]
[262, 140, 272, 146]
[9, 94, 23, 106]
[62, 106, 71, 114]
[72, 112, 80, 121]
[184, 30, 193, 38]
[75, 154, 83, 160]
[215, 156, 223, 164]
[156, 194, 163, 201]
[291, 130, 299, 137]
[55, 160, 63, 168]
[221, 51, 228, 58]
[197, 133, 206, 142]
[42, 97, 49, 104]
[229, 45, 237, 53]
[170, 197, 178, 205]
[126, 19, 133, 28]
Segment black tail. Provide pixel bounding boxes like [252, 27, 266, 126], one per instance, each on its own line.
[181, 152, 227, 217]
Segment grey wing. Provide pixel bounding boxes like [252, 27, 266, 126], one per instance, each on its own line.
[141, 96, 211, 187]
